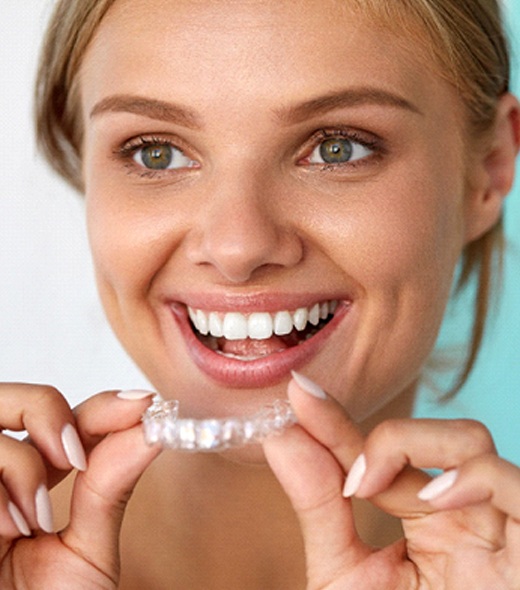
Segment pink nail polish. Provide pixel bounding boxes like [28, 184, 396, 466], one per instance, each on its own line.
[342, 454, 367, 497]
[8, 502, 31, 537]
[417, 469, 458, 501]
[35, 485, 54, 534]
[291, 371, 327, 400]
[61, 423, 87, 471]
[117, 389, 156, 400]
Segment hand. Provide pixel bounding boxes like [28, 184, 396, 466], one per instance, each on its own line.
[0, 384, 160, 589]
[264, 374, 520, 589]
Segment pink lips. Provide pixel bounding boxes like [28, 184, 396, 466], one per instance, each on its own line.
[170, 300, 350, 388]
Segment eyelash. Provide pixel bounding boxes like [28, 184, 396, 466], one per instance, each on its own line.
[115, 135, 196, 178]
[298, 128, 383, 171]
[115, 128, 383, 178]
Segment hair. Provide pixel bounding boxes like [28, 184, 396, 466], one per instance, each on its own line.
[34, 0, 511, 396]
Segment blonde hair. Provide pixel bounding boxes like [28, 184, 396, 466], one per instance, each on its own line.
[34, 0, 512, 394]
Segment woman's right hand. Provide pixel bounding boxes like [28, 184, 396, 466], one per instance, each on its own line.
[0, 383, 160, 589]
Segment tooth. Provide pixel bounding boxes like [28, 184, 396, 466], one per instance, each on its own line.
[320, 302, 329, 320]
[222, 312, 248, 340]
[196, 310, 209, 335]
[308, 303, 320, 326]
[273, 311, 293, 335]
[330, 300, 338, 314]
[208, 312, 224, 337]
[248, 312, 273, 340]
[188, 307, 198, 329]
[293, 307, 308, 331]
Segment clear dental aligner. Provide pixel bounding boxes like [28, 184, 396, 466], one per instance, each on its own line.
[142, 397, 297, 452]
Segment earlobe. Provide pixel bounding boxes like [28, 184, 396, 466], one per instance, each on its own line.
[464, 93, 520, 243]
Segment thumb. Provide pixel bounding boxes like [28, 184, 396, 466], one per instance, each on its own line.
[60, 392, 161, 579]
[264, 423, 371, 586]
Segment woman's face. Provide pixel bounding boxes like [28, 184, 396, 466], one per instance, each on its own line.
[80, 0, 480, 422]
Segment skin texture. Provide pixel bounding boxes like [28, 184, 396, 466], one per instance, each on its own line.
[0, 1, 519, 588]
[83, 0, 474, 423]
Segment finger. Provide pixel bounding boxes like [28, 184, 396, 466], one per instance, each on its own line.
[417, 454, 520, 554]
[62, 426, 161, 579]
[0, 433, 52, 534]
[0, 484, 31, 539]
[60, 392, 160, 578]
[0, 383, 84, 474]
[354, 418, 496, 499]
[73, 389, 156, 448]
[288, 373, 431, 519]
[263, 424, 370, 586]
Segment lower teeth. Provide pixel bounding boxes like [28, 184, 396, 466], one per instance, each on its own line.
[216, 352, 266, 361]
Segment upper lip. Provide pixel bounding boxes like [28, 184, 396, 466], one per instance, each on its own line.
[167, 291, 351, 313]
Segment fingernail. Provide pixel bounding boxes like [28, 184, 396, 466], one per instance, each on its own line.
[117, 389, 156, 400]
[61, 423, 87, 471]
[35, 485, 54, 534]
[417, 469, 458, 501]
[342, 453, 367, 497]
[291, 371, 327, 400]
[8, 502, 31, 537]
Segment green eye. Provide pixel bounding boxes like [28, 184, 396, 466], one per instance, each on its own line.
[133, 143, 196, 170]
[319, 138, 353, 163]
[308, 136, 373, 165]
[141, 145, 174, 169]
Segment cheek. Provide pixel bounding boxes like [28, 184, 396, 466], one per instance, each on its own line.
[321, 168, 466, 297]
[85, 175, 182, 303]
[307, 171, 467, 414]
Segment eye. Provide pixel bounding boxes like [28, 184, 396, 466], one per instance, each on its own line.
[132, 142, 197, 171]
[308, 136, 373, 165]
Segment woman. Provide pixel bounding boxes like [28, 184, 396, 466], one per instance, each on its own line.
[1, 0, 519, 587]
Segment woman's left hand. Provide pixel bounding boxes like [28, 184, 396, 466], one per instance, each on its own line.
[264, 374, 520, 589]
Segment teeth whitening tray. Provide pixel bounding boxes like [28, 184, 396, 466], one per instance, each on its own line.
[143, 396, 296, 452]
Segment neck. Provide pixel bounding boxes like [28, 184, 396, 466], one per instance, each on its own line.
[120, 451, 307, 590]
[119, 383, 417, 589]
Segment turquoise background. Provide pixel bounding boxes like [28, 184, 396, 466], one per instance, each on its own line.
[414, 1, 520, 464]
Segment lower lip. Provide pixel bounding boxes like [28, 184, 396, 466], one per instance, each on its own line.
[170, 301, 351, 388]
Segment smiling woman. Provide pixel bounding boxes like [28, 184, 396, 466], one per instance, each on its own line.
[1, 0, 520, 588]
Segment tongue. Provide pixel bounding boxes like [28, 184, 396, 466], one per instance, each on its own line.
[218, 335, 292, 357]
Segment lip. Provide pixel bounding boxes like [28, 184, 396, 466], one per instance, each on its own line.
[169, 297, 351, 388]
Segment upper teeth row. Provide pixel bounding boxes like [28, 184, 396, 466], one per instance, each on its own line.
[188, 301, 338, 341]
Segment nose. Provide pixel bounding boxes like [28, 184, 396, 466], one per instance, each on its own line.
[185, 176, 303, 283]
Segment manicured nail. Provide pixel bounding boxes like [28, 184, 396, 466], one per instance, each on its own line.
[117, 389, 156, 400]
[61, 423, 87, 471]
[35, 485, 54, 534]
[8, 502, 31, 537]
[342, 453, 367, 497]
[291, 371, 327, 400]
[417, 469, 458, 501]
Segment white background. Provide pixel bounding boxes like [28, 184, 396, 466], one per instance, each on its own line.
[0, 2, 152, 406]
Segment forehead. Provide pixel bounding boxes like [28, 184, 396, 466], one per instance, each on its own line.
[80, 0, 453, 123]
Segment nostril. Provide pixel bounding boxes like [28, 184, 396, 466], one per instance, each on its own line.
[183, 198, 304, 283]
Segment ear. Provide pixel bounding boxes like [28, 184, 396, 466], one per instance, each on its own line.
[464, 92, 520, 244]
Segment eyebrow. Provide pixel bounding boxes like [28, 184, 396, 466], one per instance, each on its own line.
[90, 95, 202, 129]
[90, 86, 421, 129]
[275, 87, 422, 124]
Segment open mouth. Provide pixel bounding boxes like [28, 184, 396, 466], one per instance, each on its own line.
[187, 300, 339, 361]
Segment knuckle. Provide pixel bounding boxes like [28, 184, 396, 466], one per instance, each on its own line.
[28, 385, 69, 418]
[369, 419, 407, 447]
[453, 419, 495, 453]
[0, 435, 46, 475]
